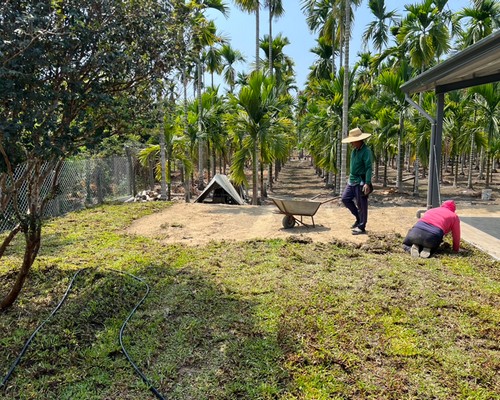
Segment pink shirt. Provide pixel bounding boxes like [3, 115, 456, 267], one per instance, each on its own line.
[420, 200, 461, 252]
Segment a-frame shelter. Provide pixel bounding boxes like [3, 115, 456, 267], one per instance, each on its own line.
[400, 30, 500, 209]
[194, 174, 245, 205]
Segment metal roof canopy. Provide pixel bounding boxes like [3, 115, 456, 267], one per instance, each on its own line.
[400, 30, 500, 209]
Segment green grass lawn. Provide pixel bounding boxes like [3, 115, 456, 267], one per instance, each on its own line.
[1, 202, 499, 399]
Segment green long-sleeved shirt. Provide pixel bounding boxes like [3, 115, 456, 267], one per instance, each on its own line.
[348, 142, 373, 185]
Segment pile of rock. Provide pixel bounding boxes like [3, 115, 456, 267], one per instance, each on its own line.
[125, 190, 163, 202]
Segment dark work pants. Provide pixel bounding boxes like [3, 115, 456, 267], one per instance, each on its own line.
[403, 224, 443, 252]
[342, 183, 368, 230]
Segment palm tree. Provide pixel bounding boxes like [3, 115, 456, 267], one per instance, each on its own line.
[362, 0, 398, 55]
[203, 45, 223, 88]
[442, 91, 465, 186]
[370, 107, 399, 187]
[189, 1, 228, 189]
[229, 71, 282, 204]
[220, 43, 246, 93]
[454, 0, 500, 185]
[397, 0, 451, 74]
[303, 65, 368, 187]
[200, 87, 229, 178]
[301, 0, 342, 78]
[397, 0, 451, 195]
[308, 36, 335, 81]
[341, 0, 355, 192]
[470, 83, 500, 188]
[260, 34, 294, 88]
[234, 0, 261, 70]
[300, 86, 341, 181]
[264, 0, 284, 79]
[260, 33, 295, 193]
[377, 61, 412, 191]
[138, 105, 193, 202]
[455, 0, 500, 48]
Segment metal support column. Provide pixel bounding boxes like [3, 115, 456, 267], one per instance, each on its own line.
[428, 92, 444, 208]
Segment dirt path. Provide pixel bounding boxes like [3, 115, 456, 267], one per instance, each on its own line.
[126, 159, 424, 246]
[126, 158, 499, 247]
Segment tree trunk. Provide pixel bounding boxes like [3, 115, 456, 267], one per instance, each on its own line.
[396, 115, 404, 191]
[485, 153, 491, 188]
[252, 140, 259, 205]
[275, 159, 280, 181]
[340, 0, 351, 192]
[453, 154, 459, 188]
[413, 158, 420, 197]
[1, 221, 42, 311]
[261, 161, 267, 198]
[268, 6, 273, 79]
[167, 145, 172, 201]
[383, 148, 388, 187]
[159, 126, 167, 200]
[268, 163, 273, 192]
[255, 3, 260, 71]
[374, 155, 380, 182]
[197, 58, 205, 190]
[479, 148, 485, 180]
[182, 66, 191, 202]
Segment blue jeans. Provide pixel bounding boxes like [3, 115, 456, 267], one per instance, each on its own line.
[342, 183, 368, 230]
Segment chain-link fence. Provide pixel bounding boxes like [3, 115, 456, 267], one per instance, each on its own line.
[1, 156, 144, 233]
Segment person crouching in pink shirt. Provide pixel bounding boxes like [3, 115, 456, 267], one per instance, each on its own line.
[403, 200, 461, 258]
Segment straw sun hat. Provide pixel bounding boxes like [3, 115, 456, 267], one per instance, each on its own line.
[341, 127, 372, 143]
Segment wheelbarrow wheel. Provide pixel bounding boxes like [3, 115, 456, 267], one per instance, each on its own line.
[282, 215, 296, 229]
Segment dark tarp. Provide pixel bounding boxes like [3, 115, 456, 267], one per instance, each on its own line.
[194, 174, 245, 205]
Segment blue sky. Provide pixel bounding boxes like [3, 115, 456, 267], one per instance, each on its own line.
[205, 0, 472, 91]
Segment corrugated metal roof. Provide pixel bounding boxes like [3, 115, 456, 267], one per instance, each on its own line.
[400, 30, 500, 94]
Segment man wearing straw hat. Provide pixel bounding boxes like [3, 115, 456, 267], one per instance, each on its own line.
[341, 127, 373, 235]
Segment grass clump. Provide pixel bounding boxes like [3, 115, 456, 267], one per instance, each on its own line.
[1, 202, 499, 399]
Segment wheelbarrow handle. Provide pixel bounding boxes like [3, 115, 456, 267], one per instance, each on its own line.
[309, 194, 341, 204]
[320, 196, 341, 204]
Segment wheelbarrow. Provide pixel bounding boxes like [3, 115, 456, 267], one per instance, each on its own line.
[270, 195, 339, 229]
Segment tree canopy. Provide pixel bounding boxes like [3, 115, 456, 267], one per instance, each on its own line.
[0, 0, 191, 309]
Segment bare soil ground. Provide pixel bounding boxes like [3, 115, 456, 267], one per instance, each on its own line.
[126, 158, 499, 246]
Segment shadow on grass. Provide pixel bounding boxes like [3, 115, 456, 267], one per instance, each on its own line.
[1, 264, 288, 400]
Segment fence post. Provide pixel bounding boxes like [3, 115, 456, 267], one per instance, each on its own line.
[125, 147, 137, 197]
[96, 161, 104, 204]
[85, 159, 93, 205]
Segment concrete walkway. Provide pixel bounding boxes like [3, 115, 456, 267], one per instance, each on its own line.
[459, 206, 500, 260]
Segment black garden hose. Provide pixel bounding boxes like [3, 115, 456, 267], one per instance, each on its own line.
[108, 268, 166, 400]
[1, 268, 87, 389]
[1, 268, 166, 400]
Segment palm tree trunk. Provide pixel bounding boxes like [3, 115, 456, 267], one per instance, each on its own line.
[383, 148, 388, 187]
[268, 164, 273, 191]
[261, 161, 267, 197]
[479, 148, 485, 180]
[182, 67, 191, 202]
[267, 4, 273, 193]
[268, 6, 273, 78]
[486, 153, 491, 188]
[397, 114, 404, 191]
[340, 0, 351, 190]
[167, 144, 172, 201]
[413, 158, 419, 196]
[453, 153, 459, 188]
[255, 2, 260, 71]
[159, 124, 167, 200]
[197, 58, 205, 190]
[252, 140, 259, 204]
